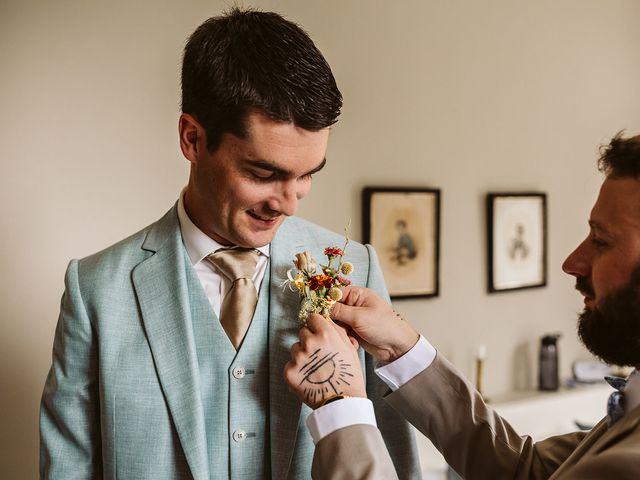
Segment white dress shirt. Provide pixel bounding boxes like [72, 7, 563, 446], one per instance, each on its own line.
[176, 191, 270, 317]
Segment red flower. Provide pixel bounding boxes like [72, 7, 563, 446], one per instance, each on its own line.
[324, 247, 344, 257]
[308, 274, 334, 290]
[337, 276, 351, 286]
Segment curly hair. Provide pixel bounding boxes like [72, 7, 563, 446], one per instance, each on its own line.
[598, 131, 640, 179]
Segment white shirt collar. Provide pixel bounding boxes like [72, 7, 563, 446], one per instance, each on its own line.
[176, 189, 270, 266]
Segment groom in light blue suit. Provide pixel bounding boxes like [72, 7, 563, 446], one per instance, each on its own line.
[40, 8, 420, 479]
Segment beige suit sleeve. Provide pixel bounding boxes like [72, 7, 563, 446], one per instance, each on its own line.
[385, 353, 586, 480]
[312, 424, 400, 480]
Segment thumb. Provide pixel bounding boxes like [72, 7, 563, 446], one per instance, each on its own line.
[330, 301, 358, 327]
[306, 313, 329, 334]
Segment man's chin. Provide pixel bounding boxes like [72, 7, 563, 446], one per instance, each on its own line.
[238, 224, 283, 248]
[576, 263, 640, 368]
[578, 304, 640, 368]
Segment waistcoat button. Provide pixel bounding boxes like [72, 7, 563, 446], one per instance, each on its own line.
[232, 366, 246, 379]
[232, 430, 246, 442]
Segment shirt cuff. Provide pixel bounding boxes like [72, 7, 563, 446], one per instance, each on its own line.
[306, 397, 376, 444]
[375, 335, 436, 391]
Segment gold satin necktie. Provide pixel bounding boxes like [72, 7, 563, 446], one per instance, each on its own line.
[207, 248, 260, 350]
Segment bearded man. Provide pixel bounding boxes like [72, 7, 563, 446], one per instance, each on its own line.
[285, 132, 640, 479]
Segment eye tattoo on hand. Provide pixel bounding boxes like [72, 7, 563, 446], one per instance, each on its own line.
[298, 348, 354, 405]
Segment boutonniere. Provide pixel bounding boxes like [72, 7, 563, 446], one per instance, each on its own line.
[286, 235, 354, 325]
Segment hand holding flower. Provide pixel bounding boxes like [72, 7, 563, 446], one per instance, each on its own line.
[331, 286, 420, 363]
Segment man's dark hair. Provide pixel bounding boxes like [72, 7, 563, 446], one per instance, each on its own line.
[181, 8, 342, 152]
[598, 131, 640, 179]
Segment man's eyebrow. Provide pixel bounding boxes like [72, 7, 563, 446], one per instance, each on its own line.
[245, 157, 327, 177]
[304, 157, 327, 176]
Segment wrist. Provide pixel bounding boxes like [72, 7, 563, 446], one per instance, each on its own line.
[388, 331, 420, 362]
[306, 396, 377, 444]
[318, 394, 350, 408]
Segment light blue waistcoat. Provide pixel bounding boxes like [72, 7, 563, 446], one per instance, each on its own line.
[186, 254, 271, 479]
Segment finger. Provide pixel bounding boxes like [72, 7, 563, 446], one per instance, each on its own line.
[332, 321, 348, 336]
[306, 313, 328, 334]
[330, 321, 355, 347]
[335, 324, 373, 356]
[330, 301, 358, 327]
[283, 360, 293, 378]
[339, 285, 367, 307]
[335, 321, 359, 342]
[290, 341, 303, 358]
[338, 285, 352, 297]
[349, 329, 364, 348]
[299, 325, 313, 343]
[339, 323, 361, 349]
[283, 360, 295, 384]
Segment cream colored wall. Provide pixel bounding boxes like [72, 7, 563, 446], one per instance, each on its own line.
[2, 0, 640, 477]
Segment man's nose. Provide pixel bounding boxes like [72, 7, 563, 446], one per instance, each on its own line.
[562, 239, 591, 278]
[272, 180, 300, 217]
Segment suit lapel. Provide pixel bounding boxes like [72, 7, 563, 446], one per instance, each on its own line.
[550, 419, 608, 477]
[269, 220, 306, 479]
[551, 407, 640, 478]
[132, 207, 209, 480]
[589, 404, 640, 452]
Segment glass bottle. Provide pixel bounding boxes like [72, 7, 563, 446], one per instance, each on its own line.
[539, 334, 561, 391]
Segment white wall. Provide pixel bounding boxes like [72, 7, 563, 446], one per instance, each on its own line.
[2, 0, 640, 477]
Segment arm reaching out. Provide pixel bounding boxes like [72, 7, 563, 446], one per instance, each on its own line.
[331, 286, 420, 362]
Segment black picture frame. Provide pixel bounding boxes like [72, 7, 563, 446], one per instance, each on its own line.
[487, 192, 547, 293]
[362, 187, 441, 299]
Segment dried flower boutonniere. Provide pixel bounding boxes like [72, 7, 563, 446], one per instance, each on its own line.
[286, 237, 354, 325]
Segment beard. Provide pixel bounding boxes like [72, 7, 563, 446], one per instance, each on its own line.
[577, 265, 640, 367]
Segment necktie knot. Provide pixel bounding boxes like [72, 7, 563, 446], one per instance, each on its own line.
[208, 248, 259, 282]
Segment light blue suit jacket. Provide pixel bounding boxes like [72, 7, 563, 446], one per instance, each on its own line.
[40, 206, 420, 479]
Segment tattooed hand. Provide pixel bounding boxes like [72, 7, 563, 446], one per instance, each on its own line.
[284, 313, 367, 409]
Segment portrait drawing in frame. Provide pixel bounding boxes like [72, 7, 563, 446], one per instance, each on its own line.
[487, 192, 547, 293]
[362, 187, 440, 299]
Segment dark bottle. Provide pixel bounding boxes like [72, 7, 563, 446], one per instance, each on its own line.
[539, 334, 561, 391]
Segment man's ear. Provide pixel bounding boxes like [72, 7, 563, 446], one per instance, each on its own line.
[179, 113, 205, 164]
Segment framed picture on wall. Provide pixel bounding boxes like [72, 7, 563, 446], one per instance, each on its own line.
[487, 192, 547, 293]
[362, 187, 440, 299]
